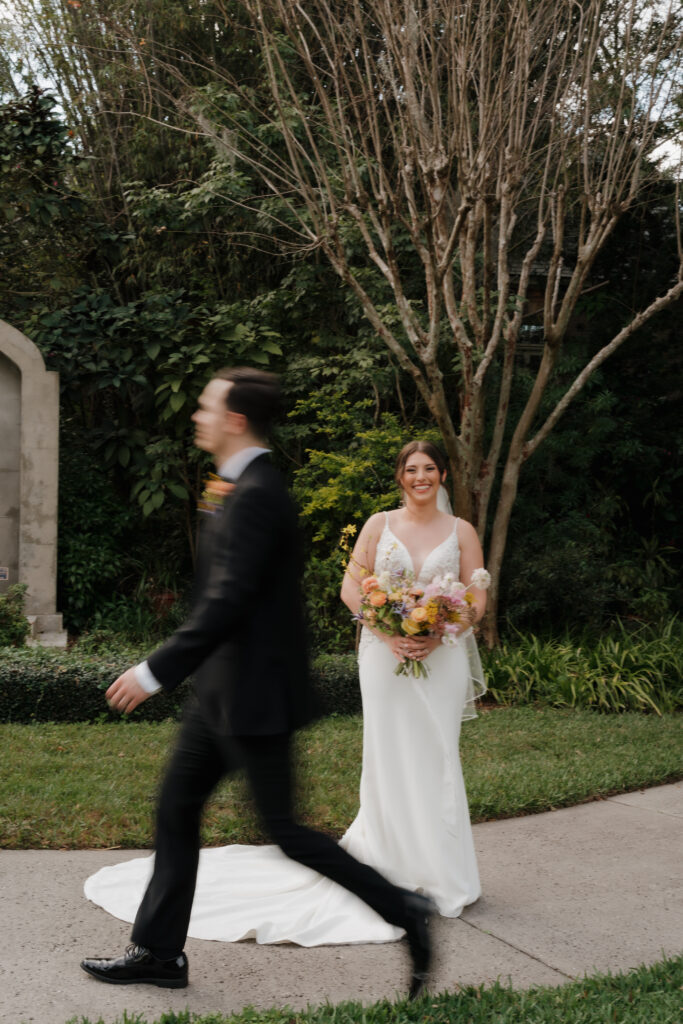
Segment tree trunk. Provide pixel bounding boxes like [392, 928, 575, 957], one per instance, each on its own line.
[481, 450, 524, 647]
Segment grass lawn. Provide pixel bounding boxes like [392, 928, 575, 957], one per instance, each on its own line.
[1, 706, 680, 849]
[63, 956, 683, 1024]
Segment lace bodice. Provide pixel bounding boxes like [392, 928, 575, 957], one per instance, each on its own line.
[374, 513, 461, 583]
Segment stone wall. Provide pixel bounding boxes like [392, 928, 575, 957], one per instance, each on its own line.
[0, 320, 65, 644]
[0, 353, 21, 592]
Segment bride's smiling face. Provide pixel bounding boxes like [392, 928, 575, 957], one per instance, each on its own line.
[400, 452, 445, 502]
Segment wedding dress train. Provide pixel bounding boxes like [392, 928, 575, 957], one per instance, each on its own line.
[84, 515, 484, 945]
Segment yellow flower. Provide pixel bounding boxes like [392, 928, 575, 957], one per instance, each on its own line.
[339, 523, 358, 552]
[425, 600, 439, 625]
[401, 618, 421, 635]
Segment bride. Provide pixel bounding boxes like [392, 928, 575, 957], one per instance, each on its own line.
[85, 440, 486, 945]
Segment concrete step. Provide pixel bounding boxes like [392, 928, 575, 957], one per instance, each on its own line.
[27, 613, 64, 634]
[27, 630, 68, 649]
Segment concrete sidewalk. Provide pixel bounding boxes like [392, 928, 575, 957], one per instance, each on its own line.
[1, 782, 681, 1024]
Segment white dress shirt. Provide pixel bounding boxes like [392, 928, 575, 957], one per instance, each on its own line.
[135, 446, 270, 695]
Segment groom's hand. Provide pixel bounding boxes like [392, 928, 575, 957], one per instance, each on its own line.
[106, 668, 150, 715]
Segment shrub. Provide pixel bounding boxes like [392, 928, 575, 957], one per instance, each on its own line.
[57, 443, 134, 632]
[0, 646, 189, 723]
[482, 618, 682, 715]
[57, 435, 192, 637]
[311, 652, 361, 716]
[1, 621, 678, 723]
[0, 585, 31, 648]
[0, 647, 360, 724]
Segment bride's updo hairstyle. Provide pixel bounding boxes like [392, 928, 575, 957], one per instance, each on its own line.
[394, 441, 447, 488]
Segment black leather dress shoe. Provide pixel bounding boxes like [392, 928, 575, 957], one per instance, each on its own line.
[403, 892, 435, 1000]
[80, 944, 188, 988]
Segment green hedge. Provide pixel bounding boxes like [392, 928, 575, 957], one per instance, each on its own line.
[1, 619, 680, 723]
[0, 647, 361, 724]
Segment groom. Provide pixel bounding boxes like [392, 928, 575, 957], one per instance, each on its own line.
[80, 368, 433, 998]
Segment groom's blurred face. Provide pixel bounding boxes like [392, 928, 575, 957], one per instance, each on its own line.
[192, 378, 232, 455]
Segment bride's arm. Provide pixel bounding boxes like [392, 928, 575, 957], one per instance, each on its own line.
[340, 513, 383, 615]
[340, 514, 422, 664]
[457, 519, 487, 624]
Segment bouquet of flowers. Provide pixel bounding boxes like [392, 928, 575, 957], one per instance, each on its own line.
[357, 567, 491, 678]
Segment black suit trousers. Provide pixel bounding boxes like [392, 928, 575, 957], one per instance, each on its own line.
[132, 702, 408, 958]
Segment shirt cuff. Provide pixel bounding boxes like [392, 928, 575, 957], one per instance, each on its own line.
[135, 661, 163, 695]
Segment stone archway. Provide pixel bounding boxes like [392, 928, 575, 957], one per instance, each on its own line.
[0, 320, 65, 645]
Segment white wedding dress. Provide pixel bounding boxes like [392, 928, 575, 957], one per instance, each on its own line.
[84, 514, 485, 946]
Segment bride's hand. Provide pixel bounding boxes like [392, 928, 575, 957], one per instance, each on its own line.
[404, 636, 441, 661]
[385, 635, 439, 662]
[385, 635, 421, 662]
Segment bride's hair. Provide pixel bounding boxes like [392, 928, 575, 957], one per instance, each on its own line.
[394, 441, 447, 487]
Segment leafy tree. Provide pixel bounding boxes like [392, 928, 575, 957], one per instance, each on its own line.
[2, 2, 681, 646]
[115, 0, 682, 642]
[0, 87, 88, 316]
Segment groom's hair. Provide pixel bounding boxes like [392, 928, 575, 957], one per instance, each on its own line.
[215, 367, 282, 439]
[395, 441, 447, 485]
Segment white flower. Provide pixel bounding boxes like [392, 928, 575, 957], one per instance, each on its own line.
[470, 568, 491, 590]
[441, 633, 459, 647]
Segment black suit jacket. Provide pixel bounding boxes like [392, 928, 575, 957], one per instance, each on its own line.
[148, 454, 315, 737]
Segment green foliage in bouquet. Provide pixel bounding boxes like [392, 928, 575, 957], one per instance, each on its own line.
[0, 585, 31, 649]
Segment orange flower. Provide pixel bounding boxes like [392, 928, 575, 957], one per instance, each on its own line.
[207, 480, 233, 497]
[368, 590, 387, 607]
[409, 586, 424, 598]
[361, 575, 380, 593]
[410, 606, 429, 623]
